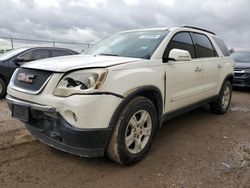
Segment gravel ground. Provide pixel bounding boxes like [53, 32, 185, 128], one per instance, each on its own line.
[0, 89, 250, 188]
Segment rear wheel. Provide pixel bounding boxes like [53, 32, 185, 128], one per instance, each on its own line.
[107, 96, 157, 165]
[0, 78, 6, 99]
[210, 80, 232, 114]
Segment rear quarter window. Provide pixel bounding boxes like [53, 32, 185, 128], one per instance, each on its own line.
[212, 36, 230, 57]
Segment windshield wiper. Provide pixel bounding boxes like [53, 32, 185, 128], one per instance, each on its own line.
[99, 53, 118, 56]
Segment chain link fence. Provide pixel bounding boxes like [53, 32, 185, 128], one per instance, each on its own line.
[0, 36, 92, 53]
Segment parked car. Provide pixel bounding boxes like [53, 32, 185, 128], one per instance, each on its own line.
[231, 51, 250, 87]
[0, 47, 78, 98]
[6, 26, 234, 165]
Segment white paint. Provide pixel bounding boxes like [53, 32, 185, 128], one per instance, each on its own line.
[8, 27, 234, 129]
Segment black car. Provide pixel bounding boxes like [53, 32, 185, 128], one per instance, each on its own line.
[0, 47, 78, 98]
[232, 51, 250, 87]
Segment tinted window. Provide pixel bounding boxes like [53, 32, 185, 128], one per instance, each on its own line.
[20, 49, 50, 61]
[0, 48, 28, 61]
[212, 36, 230, 57]
[191, 33, 216, 58]
[52, 49, 72, 57]
[164, 32, 195, 58]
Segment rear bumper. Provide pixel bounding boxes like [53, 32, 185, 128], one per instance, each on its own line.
[7, 95, 113, 157]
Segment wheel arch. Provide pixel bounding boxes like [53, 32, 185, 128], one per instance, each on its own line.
[216, 73, 234, 96]
[224, 73, 234, 85]
[217, 73, 234, 95]
[109, 85, 163, 128]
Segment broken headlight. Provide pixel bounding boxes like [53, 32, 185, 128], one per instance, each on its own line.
[54, 69, 107, 97]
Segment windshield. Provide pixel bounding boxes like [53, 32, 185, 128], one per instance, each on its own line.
[0, 48, 28, 61]
[83, 30, 169, 59]
[232, 52, 250, 63]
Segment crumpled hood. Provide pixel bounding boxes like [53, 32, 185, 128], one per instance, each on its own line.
[234, 61, 250, 69]
[22, 55, 142, 72]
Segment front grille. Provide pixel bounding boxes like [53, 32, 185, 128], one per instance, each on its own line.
[234, 69, 246, 77]
[13, 68, 53, 94]
[234, 72, 244, 77]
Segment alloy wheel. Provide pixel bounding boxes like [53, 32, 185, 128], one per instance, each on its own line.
[125, 110, 152, 154]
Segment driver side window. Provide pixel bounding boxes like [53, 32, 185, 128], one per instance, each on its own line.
[164, 32, 196, 59]
[19, 49, 50, 61]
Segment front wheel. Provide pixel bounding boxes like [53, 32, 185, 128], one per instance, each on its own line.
[210, 80, 232, 114]
[0, 78, 6, 99]
[107, 96, 157, 165]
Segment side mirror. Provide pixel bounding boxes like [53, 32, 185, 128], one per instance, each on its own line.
[12, 58, 29, 66]
[168, 49, 191, 62]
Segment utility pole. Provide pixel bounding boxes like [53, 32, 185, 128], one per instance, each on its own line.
[10, 35, 14, 49]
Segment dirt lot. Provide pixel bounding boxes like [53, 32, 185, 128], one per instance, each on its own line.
[0, 90, 250, 188]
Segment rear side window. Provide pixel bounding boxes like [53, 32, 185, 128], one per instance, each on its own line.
[191, 33, 216, 58]
[164, 32, 196, 58]
[52, 50, 73, 57]
[212, 37, 230, 57]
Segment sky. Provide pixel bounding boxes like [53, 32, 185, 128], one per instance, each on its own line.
[0, 0, 250, 51]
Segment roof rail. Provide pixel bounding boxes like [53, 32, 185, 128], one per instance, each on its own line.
[180, 25, 216, 35]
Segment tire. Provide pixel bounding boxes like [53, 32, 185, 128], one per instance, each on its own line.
[210, 80, 232, 114]
[107, 96, 157, 165]
[0, 78, 6, 99]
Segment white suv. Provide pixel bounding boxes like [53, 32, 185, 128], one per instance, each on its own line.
[7, 26, 234, 165]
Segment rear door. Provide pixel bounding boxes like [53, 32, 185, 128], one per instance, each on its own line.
[164, 32, 204, 112]
[190, 33, 221, 98]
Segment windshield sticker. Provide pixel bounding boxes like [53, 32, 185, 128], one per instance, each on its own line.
[139, 34, 161, 39]
[141, 46, 148, 50]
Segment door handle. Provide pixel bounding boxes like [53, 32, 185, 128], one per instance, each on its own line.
[217, 64, 222, 69]
[195, 67, 202, 72]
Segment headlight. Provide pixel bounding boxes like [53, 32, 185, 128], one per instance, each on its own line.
[54, 69, 107, 97]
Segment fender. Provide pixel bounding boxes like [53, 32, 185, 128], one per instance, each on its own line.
[108, 85, 163, 128]
[216, 73, 234, 95]
[223, 73, 234, 84]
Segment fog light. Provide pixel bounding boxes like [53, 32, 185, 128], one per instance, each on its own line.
[64, 110, 78, 125]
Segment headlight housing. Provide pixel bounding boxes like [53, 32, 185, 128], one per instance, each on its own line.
[54, 69, 107, 97]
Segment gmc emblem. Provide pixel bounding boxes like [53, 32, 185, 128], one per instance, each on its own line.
[17, 73, 36, 83]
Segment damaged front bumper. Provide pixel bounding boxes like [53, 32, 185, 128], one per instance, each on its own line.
[6, 95, 113, 157]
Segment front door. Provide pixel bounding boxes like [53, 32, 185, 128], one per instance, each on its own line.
[165, 61, 204, 112]
[162, 31, 204, 112]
